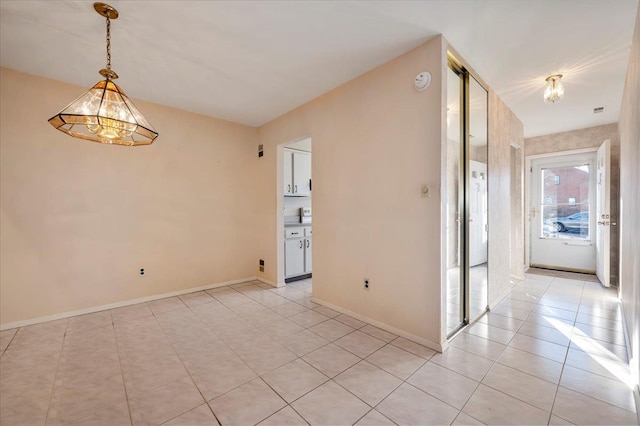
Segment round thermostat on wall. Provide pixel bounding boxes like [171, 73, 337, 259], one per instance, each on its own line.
[414, 71, 431, 91]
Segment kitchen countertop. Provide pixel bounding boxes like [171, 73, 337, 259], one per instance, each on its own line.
[285, 222, 312, 227]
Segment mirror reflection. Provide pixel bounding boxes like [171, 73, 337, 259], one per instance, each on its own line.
[468, 76, 488, 323]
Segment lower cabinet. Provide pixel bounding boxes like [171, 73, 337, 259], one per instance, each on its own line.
[304, 237, 312, 273]
[285, 238, 305, 277]
[285, 227, 312, 278]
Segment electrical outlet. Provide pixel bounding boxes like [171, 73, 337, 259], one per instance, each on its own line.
[139, 268, 145, 276]
[259, 259, 264, 272]
[364, 278, 369, 290]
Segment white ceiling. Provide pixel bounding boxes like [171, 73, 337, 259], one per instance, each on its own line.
[1, 0, 637, 137]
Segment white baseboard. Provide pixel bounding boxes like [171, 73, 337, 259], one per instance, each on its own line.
[310, 297, 444, 353]
[489, 286, 513, 310]
[619, 302, 639, 418]
[510, 273, 525, 281]
[257, 277, 281, 288]
[0, 276, 257, 331]
[634, 385, 640, 425]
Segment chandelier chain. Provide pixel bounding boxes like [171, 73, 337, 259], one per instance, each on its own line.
[106, 15, 111, 71]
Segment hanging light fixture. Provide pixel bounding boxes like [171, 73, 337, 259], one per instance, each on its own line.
[48, 3, 158, 146]
[543, 74, 564, 104]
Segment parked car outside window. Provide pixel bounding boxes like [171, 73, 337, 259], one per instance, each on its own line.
[544, 211, 589, 232]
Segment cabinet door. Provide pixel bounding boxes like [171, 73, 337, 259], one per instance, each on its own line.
[293, 151, 311, 196]
[284, 150, 293, 195]
[285, 239, 305, 277]
[304, 238, 312, 273]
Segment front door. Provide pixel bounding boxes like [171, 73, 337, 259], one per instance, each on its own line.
[469, 160, 488, 267]
[530, 152, 597, 272]
[596, 140, 611, 287]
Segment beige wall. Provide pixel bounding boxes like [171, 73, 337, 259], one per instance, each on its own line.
[257, 37, 447, 348]
[1, 37, 522, 351]
[0, 68, 258, 325]
[257, 37, 520, 348]
[510, 145, 525, 279]
[525, 123, 620, 286]
[618, 5, 640, 404]
[488, 92, 524, 306]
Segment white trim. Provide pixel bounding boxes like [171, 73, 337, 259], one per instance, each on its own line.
[257, 277, 281, 288]
[526, 147, 598, 161]
[634, 385, 640, 425]
[311, 296, 444, 353]
[0, 276, 257, 331]
[525, 148, 599, 272]
[525, 148, 601, 270]
[619, 297, 639, 418]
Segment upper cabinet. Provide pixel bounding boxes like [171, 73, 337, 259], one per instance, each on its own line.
[284, 149, 311, 197]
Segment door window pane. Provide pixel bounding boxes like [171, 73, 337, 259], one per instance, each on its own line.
[540, 165, 591, 240]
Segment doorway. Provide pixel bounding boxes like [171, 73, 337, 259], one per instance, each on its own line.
[529, 151, 597, 273]
[281, 138, 313, 286]
[445, 55, 489, 337]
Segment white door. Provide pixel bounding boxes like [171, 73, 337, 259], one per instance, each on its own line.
[596, 140, 611, 287]
[284, 150, 293, 195]
[285, 239, 304, 277]
[469, 160, 488, 266]
[293, 151, 311, 196]
[530, 152, 597, 272]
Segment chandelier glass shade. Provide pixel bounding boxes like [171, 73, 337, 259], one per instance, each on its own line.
[48, 3, 158, 146]
[543, 74, 564, 104]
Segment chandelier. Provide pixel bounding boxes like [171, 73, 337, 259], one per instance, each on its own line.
[543, 74, 564, 104]
[48, 3, 158, 146]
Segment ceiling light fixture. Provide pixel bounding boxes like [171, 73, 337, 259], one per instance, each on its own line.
[48, 3, 158, 146]
[543, 74, 564, 104]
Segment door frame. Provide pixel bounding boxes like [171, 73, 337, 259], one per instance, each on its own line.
[276, 136, 312, 287]
[524, 147, 598, 272]
[442, 52, 490, 341]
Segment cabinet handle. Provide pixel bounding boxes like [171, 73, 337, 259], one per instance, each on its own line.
[287, 184, 291, 194]
[294, 185, 298, 193]
[299, 241, 303, 249]
[306, 240, 310, 248]
[291, 232, 299, 235]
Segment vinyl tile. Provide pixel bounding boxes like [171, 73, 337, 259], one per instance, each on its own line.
[208, 378, 286, 425]
[407, 362, 479, 409]
[552, 387, 637, 425]
[291, 381, 370, 426]
[376, 383, 459, 426]
[462, 384, 550, 426]
[334, 360, 402, 406]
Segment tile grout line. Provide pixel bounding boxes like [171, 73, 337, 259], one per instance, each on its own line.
[189, 283, 437, 425]
[110, 314, 136, 426]
[537, 277, 570, 424]
[149, 304, 226, 426]
[185, 283, 395, 424]
[0, 329, 19, 357]
[42, 320, 69, 426]
[451, 277, 561, 422]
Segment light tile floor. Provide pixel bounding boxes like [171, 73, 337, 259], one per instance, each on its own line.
[0, 274, 637, 425]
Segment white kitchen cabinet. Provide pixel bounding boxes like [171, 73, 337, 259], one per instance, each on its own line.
[285, 238, 305, 277]
[285, 226, 312, 278]
[304, 237, 312, 273]
[284, 149, 311, 197]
